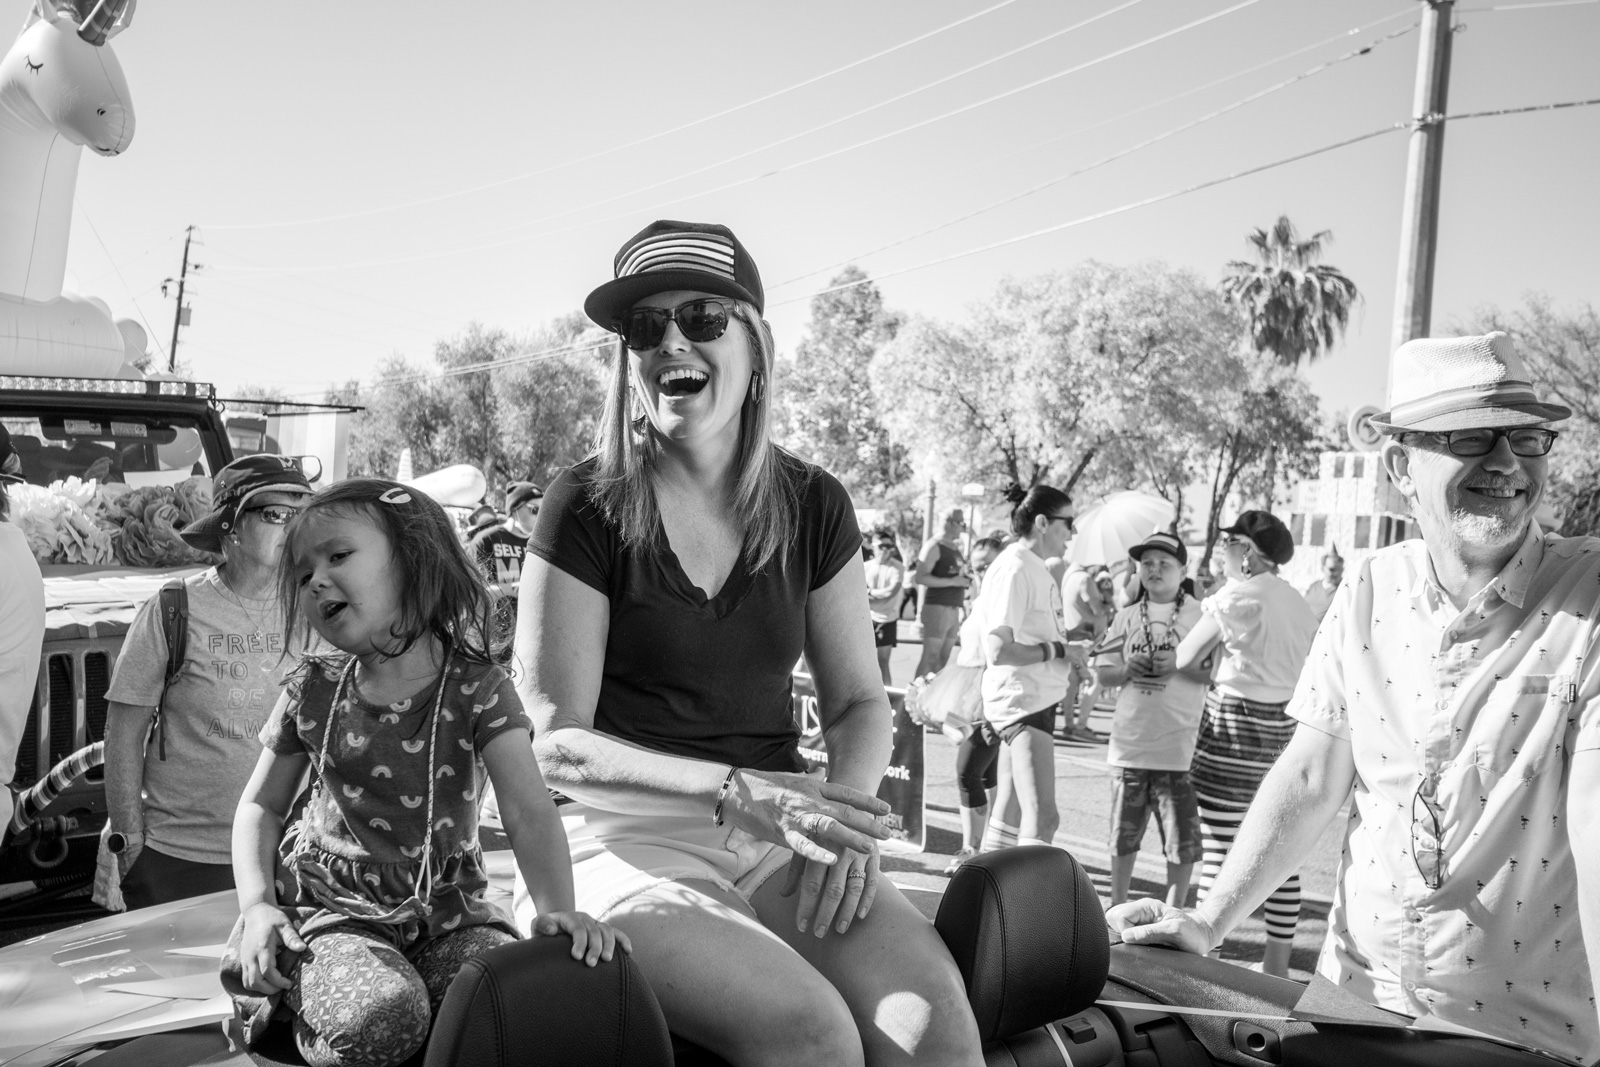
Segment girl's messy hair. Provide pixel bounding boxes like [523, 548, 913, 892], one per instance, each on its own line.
[278, 478, 501, 666]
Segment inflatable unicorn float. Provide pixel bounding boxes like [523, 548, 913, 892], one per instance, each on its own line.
[1, 0, 148, 378]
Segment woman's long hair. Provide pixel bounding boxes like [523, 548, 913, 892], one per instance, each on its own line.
[588, 301, 803, 573]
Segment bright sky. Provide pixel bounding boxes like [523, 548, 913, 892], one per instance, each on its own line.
[20, 0, 1600, 423]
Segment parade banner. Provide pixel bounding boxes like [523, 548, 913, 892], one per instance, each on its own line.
[791, 673, 924, 852]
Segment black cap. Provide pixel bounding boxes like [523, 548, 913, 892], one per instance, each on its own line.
[584, 220, 765, 330]
[1128, 530, 1187, 566]
[1219, 510, 1295, 566]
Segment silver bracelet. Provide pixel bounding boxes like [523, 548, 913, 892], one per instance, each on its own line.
[712, 766, 740, 826]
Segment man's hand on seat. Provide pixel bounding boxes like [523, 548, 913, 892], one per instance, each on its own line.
[1105, 898, 1220, 956]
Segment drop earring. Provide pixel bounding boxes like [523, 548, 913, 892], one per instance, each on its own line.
[1241, 555, 1253, 578]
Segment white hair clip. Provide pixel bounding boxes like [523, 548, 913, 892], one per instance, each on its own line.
[378, 487, 413, 505]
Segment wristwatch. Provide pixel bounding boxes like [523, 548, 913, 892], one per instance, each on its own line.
[106, 830, 142, 855]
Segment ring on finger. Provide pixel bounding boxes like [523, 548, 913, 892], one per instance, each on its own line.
[846, 869, 866, 881]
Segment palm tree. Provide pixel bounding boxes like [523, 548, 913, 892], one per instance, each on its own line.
[1221, 216, 1360, 366]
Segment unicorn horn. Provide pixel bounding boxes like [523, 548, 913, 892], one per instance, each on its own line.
[77, 0, 131, 45]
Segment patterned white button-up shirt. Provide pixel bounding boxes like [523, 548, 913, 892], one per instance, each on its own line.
[1287, 524, 1600, 1064]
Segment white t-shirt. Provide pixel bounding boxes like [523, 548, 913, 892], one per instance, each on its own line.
[1202, 571, 1319, 703]
[0, 522, 46, 835]
[1097, 597, 1207, 771]
[863, 558, 903, 624]
[973, 542, 1073, 730]
[104, 569, 303, 865]
[1302, 579, 1336, 622]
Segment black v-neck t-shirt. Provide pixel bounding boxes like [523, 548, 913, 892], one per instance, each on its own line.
[527, 453, 861, 773]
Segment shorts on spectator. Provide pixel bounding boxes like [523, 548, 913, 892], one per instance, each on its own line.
[873, 619, 898, 648]
[998, 703, 1059, 744]
[1110, 767, 1201, 864]
[513, 803, 794, 931]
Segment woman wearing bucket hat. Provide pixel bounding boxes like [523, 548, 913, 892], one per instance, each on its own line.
[1174, 509, 1319, 976]
[101, 455, 314, 909]
[513, 221, 982, 1064]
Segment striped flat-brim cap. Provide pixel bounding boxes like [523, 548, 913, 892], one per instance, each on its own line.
[1370, 331, 1571, 434]
[584, 220, 764, 330]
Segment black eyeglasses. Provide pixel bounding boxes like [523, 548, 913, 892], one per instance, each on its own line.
[242, 504, 301, 526]
[617, 298, 733, 351]
[1405, 427, 1558, 457]
[1411, 780, 1443, 890]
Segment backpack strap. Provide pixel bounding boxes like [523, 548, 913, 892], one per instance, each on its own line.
[152, 579, 189, 761]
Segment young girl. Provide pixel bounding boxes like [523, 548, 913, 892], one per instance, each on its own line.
[226, 479, 627, 1067]
[1094, 532, 1209, 910]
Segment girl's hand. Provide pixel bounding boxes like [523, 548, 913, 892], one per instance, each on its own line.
[532, 911, 633, 966]
[238, 902, 305, 994]
[1126, 651, 1155, 677]
[724, 770, 891, 866]
[1148, 649, 1177, 676]
[781, 845, 880, 937]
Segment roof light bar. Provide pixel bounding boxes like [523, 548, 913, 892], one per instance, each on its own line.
[0, 375, 216, 399]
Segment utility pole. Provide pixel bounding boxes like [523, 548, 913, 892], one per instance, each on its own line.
[1389, 1, 1455, 365]
[164, 225, 196, 372]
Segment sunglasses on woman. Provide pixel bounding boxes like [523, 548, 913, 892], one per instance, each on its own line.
[617, 298, 734, 351]
[242, 504, 301, 526]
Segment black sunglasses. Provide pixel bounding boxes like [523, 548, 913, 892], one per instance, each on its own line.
[1412, 780, 1443, 890]
[617, 298, 734, 351]
[1404, 427, 1558, 458]
[1046, 514, 1075, 532]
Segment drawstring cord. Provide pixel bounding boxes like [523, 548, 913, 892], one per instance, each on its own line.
[289, 655, 448, 923]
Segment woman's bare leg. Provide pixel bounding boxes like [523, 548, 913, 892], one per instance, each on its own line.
[751, 875, 983, 1066]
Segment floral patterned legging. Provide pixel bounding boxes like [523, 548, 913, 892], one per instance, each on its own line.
[286, 923, 515, 1067]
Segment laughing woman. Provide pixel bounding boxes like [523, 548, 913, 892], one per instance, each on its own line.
[511, 221, 981, 1066]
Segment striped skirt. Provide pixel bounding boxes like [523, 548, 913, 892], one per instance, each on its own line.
[1189, 689, 1296, 812]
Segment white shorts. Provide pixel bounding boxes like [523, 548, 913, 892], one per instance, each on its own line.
[512, 803, 793, 933]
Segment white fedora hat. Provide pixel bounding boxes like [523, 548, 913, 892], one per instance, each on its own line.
[1370, 331, 1571, 434]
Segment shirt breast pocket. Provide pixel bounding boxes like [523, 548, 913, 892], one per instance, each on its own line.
[1472, 673, 1569, 781]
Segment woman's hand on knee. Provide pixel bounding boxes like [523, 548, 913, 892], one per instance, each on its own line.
[728, 771, 890, 866]
[532, 910, 633, 967]
[238, 903, 305, 994]
[782, 846, 879, 937]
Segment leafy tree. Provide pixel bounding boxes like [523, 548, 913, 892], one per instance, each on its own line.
[1220, 216, 1360, 366]
[491, 314, 610, 488]
[1456, 296, 1600, 536]
[776, 266, 908, 501]
[868, 262, 1247, 511]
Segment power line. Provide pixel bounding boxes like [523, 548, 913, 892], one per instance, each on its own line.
[192, 289, 416, 351]
[198, 0, 1025, 231]
[1457, 0, 1597, 10]
[772, 94, 1600, 309]
[773, 122, 1413, 308]
[779, 7, 1418, 267]
[771, 17, 1419, 290]
[269, 95, 1600, 398]
[209, 0, 1267, 275]
[72, 200, 170, 364]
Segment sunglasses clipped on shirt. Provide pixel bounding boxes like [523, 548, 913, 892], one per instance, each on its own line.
[1411, 779, 1443, 890]
[1404, 427, 1558, 458]
[616, 298, 735, 351]
[241, 504, 301, 526]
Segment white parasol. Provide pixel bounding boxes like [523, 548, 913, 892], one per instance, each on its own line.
[1066, 491, 1177, 567]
